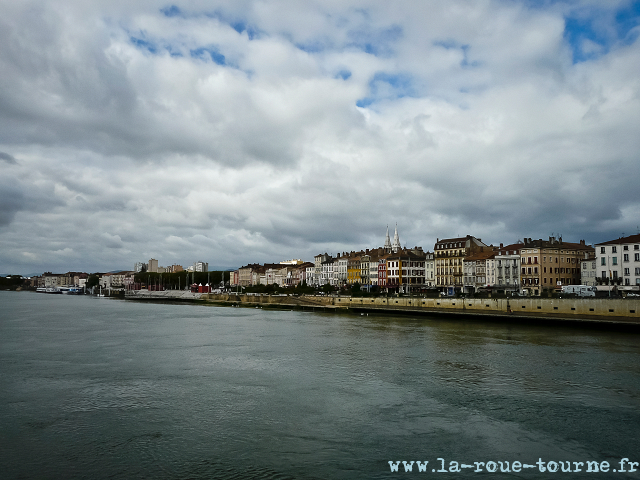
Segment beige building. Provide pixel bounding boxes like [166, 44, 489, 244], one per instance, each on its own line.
[148, 258, 158, 273]
[519, 237, 594, 295]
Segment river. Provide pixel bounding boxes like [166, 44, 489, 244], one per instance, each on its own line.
[1, 291, 639, 479]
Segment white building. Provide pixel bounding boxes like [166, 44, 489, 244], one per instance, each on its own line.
[492, 243, 521, 294]
[580, 251, 598, 287]
[321, 258, 335, 286]
[336, 256, 348, 286]
[595, 234, 640, 291]
[305, 264, 316, 286]
[425, 252, 435, 287]
[194, 261, 208, 272]
[314, 253, 330, 287]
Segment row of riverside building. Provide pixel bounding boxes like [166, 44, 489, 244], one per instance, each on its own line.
[231, 228, 640, 296]
[24, 229, 640, 296]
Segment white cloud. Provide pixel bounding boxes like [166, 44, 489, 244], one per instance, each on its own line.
[0, 0, 639, 274]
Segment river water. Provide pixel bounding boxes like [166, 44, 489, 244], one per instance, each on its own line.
[1, 291, 639, 479]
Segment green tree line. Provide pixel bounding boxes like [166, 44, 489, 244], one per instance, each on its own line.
[133, 271, 231, 289]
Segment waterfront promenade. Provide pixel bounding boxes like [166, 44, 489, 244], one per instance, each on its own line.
[126, 289, 204, 300]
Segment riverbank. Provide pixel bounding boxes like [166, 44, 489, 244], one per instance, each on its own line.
[200, 293, 640, 326]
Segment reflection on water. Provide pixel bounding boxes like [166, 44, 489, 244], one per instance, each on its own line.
[1, 291, 639, 479]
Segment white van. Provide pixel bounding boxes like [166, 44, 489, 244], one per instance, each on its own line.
[561, 285, 596, 297]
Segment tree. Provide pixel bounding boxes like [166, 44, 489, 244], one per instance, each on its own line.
[86, 275, 99, 288]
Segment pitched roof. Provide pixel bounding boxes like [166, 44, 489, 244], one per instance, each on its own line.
[596, 233, 640, 246]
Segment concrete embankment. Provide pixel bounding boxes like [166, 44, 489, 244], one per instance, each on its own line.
[202, 293, 640, 325]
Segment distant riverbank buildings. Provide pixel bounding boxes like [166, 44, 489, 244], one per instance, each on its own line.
[27, 231, 640, 297]
[230, 228, 640, 296]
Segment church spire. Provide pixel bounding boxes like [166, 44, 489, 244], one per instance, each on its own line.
[384, 225, 392, 251]
[392, 223, 401, 252]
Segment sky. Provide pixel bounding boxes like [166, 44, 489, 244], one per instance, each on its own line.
[1, 0, 640, 275]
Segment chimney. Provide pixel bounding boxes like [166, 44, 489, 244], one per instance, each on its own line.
[500, 243, 503, 248]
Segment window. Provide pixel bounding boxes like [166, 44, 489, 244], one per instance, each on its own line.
[582, 263, 586, 270]
[612, 246, 617, 253]
[534, 256, 538, 264]
[635, 245, 639, 250]
[635, 253, 640, 262]
[601, 247, 606, 254]
[624, 245, 629, 251]
[613, 271, 618, 279]
[534, 267, 538, 274]
[544, 267, 547, 273]
[612, 257, 618, 265]
[625, 279, 630, 285]
[636, 268, 640, 275]
[624, 268, 630, 276]
[601, 257, 607, 265]
[602, 271, 607, 278]
[624, 254, 629, 262]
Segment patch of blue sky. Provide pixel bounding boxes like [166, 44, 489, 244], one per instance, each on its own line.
[229, 20, 259, 40]
[564, 16, 610, 63]
[130, 36, 157, 54]
[160, 5, 183, 18]
[615, 0, 640, 44]
[296, 40, 327, 54]
[433, 38, 460, 50]
[129, 33, 185, 57]
[190, 47, 226, 66]
[433, 40, 479, 68]
[564, 1, 640, 63]
[355, 97, 374, 108]
[347, 24, 402, 57]
[199, 11, 259, 40]
[336, 70, 352, 80]
[356, 71, 420, 108]
[460, 45, 480, 68]
[159, 6, 259, 39]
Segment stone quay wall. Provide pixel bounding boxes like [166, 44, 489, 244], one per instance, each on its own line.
[203, 294, 640, 324]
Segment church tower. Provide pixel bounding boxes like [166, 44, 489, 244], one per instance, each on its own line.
[392, 224, 401, 253]
[384, 225, 392, 253]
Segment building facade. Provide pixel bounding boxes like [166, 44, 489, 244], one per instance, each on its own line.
[519, 237, 594, 295]
[435, 236, 490, 294]
[595, 234, 640, 291]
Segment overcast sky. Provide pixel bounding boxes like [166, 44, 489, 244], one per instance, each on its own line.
[1, 0, 640, 274]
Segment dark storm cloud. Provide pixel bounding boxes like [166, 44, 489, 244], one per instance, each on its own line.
[0, 152, 18, 164]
